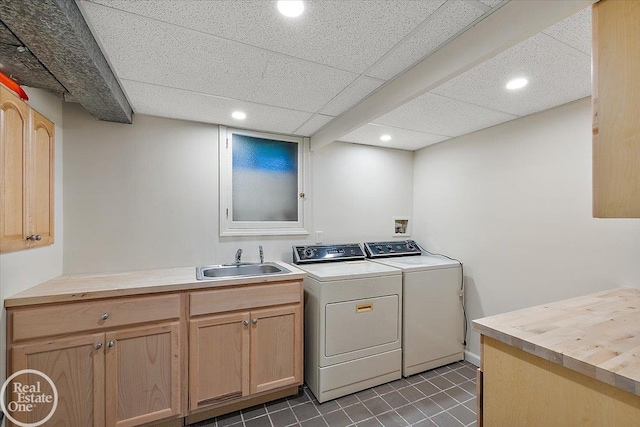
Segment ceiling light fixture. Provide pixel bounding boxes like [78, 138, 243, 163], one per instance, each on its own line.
[231, 111, 246, 120]
[277, 0, 304, 17]
[506, 77, 528, 90]
[380, 134, 392, 142]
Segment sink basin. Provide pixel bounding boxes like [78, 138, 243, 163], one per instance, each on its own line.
[196, 262, 290, 280]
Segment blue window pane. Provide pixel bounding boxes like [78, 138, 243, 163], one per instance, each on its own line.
[232, 134, 298, 221]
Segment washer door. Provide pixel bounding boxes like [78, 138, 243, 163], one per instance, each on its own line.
[325, 295, 399, 357]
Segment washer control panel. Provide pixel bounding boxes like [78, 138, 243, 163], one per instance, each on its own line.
[293, 243, 365, 264]
[363, 240, 423, 258]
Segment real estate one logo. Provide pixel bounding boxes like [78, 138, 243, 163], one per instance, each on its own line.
[0, 369, 58, 427]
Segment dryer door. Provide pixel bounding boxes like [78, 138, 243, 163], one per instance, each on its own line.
[325, 295, 399, 357]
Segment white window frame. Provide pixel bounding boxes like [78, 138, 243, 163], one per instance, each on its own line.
[219, 126, 310, 236]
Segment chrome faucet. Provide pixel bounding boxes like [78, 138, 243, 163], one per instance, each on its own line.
[235, 248, 243, 264]
[259, 245, 264, 264]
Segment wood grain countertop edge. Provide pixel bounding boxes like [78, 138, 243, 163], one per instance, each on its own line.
[472, 287, 640, 398]
[4, 261, 306, 308]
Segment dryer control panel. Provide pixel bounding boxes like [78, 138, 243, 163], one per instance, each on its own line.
[293, 243, 365, 264]
[364, 240, 423, 258]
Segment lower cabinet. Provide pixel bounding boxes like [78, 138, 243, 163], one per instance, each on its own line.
[478, 335, 640, 426]
[189, 312, 251, 410]
[11, 322, 181, 427]
[6, 279, 304, 426]
[189, 304, 302, 412]
[187, 280, 304, 416]
[105, 322, 182, 427]
[249, 305, 302, 394]
[12, 333, 105, 426]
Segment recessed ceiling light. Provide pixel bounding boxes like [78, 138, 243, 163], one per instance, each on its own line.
[506, 77, 528, 90]
[231, 111, 246, 120]
[380, 134, 392, 142]
[277, 0, 304, 17]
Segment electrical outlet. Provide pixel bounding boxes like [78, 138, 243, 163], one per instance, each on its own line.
[315, 231, 324, 244]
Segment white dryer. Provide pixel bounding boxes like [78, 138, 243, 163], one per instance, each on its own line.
[292, 244, 402, 403]
[365, 241, 464, 377]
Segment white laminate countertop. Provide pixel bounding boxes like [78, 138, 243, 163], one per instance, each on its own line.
[4, 261, 306, 308]
[473, 287, 640, 397]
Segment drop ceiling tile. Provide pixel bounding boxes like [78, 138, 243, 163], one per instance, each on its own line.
[340, 123, 449, 151]
[543, 7, 591, 55]
[431, 33, 591, 117]
[478, 0, 505, 7]
[294, 114, 335, 136]
[374, 92, 518, 137]
[86, 0, 446, 74]
[81, 2, 358, 113]
[319, 76, 384, 117]
[121, 80, 313, 135]
[366, 1, 485, 80]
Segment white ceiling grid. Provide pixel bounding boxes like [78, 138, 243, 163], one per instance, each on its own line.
[121, 80, 314, 135]
[431, 33, 592, 117]
[341, 5, 592, 150]
[79, 0, 592, 151]
[365, 0, 487, 80]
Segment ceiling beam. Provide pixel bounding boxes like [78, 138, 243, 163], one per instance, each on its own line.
[0, 0, 132, 123]
[310, 0, 595, 151]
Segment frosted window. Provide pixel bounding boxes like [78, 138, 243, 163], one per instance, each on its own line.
[232, 134, 298, 221]
[219, 126, 308, 236]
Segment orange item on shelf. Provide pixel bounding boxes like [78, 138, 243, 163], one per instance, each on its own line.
[0, 71, 28, 100]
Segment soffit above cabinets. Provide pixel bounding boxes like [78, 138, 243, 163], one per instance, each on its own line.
[76, 0, 593, 150]
[0, 0, 132, 122]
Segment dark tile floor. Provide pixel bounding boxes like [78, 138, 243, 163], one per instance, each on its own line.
[190, 361, 478, 427]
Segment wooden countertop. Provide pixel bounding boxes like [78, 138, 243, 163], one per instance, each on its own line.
[4, 261, 306, 308]
[473, 287, 640, 397]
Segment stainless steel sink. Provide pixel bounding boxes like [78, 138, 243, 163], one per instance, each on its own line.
[196, 262, 290, 280]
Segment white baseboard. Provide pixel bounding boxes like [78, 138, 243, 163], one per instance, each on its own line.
[464, 350, 480, 367]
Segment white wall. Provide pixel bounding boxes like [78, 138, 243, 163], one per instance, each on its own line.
[0, 88, 64, 380]
[412, 97, 640, 360]
[62, 103, 414, 273]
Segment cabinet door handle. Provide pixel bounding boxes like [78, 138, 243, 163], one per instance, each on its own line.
[95, 342, 103, 350]
[251, 318, 258, 325]
[107, 340, 115, 348]
[101, 313, 109, 321]
[243, 320, 249, 327]
[25, 235, 42, 241]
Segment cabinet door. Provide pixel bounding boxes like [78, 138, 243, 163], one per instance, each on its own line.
[189, 312, 250, 411]
[11, 333, 105, 427]
[250, 305, 302, 394]
[0, 85, 29, 253]
[592, 0, 640, 217]
[105, 322, 181, 427]
[28, 109, 54, 247]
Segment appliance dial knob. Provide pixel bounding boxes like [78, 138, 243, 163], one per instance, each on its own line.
[303, 248, 315, 258]
[376, 245, 383, 252]
[406, 241, 416, 251]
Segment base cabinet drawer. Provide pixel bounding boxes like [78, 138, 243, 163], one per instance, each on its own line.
[12, 294, 181, 341]
[190, 282, 301, 317]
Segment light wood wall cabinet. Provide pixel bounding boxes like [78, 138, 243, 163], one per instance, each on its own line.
[592, 0, 640, 218]
[0, 84, 54, 252]
[188, 281, 303, 414]
[7, 294, 184, 427]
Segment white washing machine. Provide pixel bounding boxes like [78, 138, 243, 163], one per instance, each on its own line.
[364, 241, 464, 377]
[292, 244, 403, 403]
